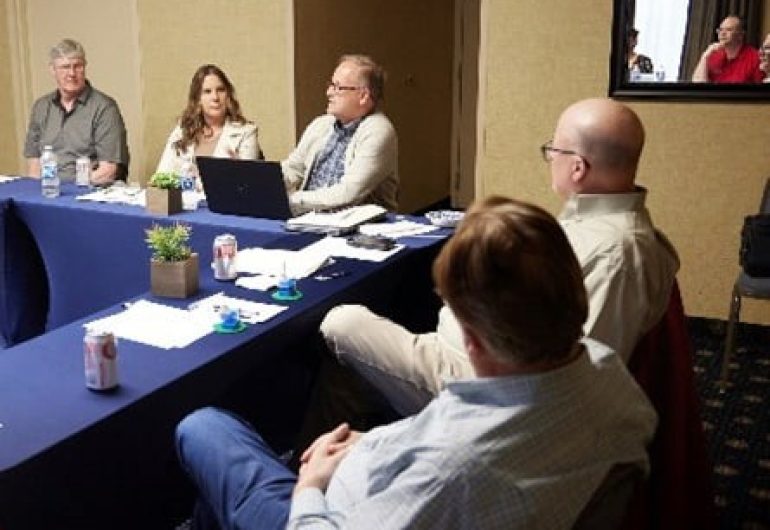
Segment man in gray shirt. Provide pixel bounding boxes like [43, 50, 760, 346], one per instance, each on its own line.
[24, 39, 129, 184]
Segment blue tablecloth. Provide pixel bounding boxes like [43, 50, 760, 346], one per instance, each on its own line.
[0, 178, 448, 528]
[0, 180, 293, 346]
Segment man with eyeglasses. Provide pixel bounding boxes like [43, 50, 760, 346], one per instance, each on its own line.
[692, 15, 764, 83]
[281, 54, 397, 215]
[315, 98, 679, 424]
[24, 39, 129, 184]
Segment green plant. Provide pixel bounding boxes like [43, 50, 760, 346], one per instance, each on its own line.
[145, 223, 193, 262]
[148, 172, 180, 190]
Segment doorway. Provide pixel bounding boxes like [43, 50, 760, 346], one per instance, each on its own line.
[293, 0, 479, 213]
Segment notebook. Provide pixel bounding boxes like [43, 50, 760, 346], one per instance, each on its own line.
[197, 157, 293, 220]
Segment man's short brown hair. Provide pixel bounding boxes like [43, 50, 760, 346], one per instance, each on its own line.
[433, 196, 587, 365]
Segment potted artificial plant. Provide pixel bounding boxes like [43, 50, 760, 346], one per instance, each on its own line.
[146, 172, 182, 215]
[145, 222, 199, 298]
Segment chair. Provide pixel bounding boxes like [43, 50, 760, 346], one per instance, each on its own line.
[720, 177, 770, 388]
[623, 280, 717, 530]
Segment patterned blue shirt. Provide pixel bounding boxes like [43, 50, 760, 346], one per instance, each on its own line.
[304, 118, 362, 191]
[287, 339, 656, 529]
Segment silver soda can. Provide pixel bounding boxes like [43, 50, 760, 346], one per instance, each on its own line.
[213, 234, 238, 280]
[75, 157, 91, 187]
[84, 329, 118, 391]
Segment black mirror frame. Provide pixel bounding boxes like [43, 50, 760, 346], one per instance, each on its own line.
[609, 0, 770, 101]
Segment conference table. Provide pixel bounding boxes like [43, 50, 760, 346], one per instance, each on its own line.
[0, 179, 446, 529]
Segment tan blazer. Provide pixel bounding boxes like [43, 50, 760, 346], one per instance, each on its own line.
[281, 112, 398, 214]
[155, 119, 260, 175]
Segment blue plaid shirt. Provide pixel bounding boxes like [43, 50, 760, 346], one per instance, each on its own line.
[287, 340, 656, 529]
[304, 118, 362, 191]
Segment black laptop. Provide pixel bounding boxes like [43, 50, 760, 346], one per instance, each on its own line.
[197, 157, 293, 220]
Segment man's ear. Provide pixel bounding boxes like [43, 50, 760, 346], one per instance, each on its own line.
[462, 324, 485, 361]
[570, 156, 588, 185]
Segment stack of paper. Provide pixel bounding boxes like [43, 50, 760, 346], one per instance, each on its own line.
[85, 300, 213, 349]
[358, 220, 440, 238]
[75, 186, 145, 206]
[187, 293, 288, 323]
[0, 175, 20, 184]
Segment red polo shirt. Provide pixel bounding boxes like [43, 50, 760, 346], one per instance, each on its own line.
[707, 44, 764, 83]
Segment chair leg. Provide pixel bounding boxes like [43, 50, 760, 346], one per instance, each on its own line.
[720, 284, 742, 390]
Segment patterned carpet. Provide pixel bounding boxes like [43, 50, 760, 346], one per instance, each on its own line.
[690, 317, 770, 530]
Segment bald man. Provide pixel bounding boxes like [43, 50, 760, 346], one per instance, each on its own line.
[318, 98, 679, 417]
[692, 15, 763, 83]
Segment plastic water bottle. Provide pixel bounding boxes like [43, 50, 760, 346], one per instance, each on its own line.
[629, 64, 641, 82]
[40, 145, 60, 198]
[179, 157, 198, 211]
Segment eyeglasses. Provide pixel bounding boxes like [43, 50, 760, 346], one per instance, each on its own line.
[540, 140, 582, 162]
[716, 26, 740, 34]
[55, 62, 85, 73]
[327, 80, 364, 93]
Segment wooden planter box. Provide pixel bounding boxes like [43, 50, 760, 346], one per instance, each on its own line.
[146, 187, 182, 216]
[150, 253, 199, 298]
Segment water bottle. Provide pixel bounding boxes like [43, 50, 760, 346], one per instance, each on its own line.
[629, 64, 641, 82]
[40, 145, 60, 198]
[179, 157, 198, 211]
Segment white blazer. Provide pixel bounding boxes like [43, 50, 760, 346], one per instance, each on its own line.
[155, 120, 260, 174]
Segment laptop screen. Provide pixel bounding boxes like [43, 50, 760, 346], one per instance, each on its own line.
[197, 157, 293, 220]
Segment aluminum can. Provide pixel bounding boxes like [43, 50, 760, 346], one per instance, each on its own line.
[84, 329, 118, 390]
[213, 234, 238, 280]
[75, 157, 91, 187]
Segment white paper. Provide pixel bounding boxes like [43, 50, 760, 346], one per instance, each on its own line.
[75, 186, 145, 206]
[188, 292, 287, 323]
[84, 300, 213, 349]
[0, 175, 20, 183]
[358, 220, 439, 238]
[235, 275, 281, 291]
[236, 246, 331, 278]
[300, 236, 404, 262]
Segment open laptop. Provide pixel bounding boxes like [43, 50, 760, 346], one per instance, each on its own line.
[197, 157, 293, 220]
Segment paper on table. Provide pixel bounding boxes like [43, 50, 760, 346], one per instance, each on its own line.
[300, 236, 404, 262]
[358, 220, 439, 238]
[236, 246, 331, 278]
[84, 300, 214, 349]
[75, 186, 145, 206]
[0, 175, 20, 184]
[188, 293, 288, 323]
[234, 275, 281, 291]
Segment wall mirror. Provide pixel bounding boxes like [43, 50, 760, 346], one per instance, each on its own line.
[609, 0, 770, 100]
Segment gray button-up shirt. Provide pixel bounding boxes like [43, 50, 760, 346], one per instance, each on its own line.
[24, 82, 129, 181]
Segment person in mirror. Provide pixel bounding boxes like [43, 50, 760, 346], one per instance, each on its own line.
[759, 33, 770, 82]
[156, 64, 261, 176]
[317, 98, 679, 421]
[692, 15, 763, 83]
[281, 54, 398, 215]
[24, 38, 129, 185]
[627, 28, 654, 76]
[175, 196, 657, 529]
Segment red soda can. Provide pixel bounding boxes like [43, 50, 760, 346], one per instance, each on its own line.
[84, 329, 118, 391]
[213, 234, 238, 280]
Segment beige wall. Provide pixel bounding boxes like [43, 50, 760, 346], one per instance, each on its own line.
[0, 0, 19, 173]
[136, 0, 294, 182]
[482, 0, 770, 324]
